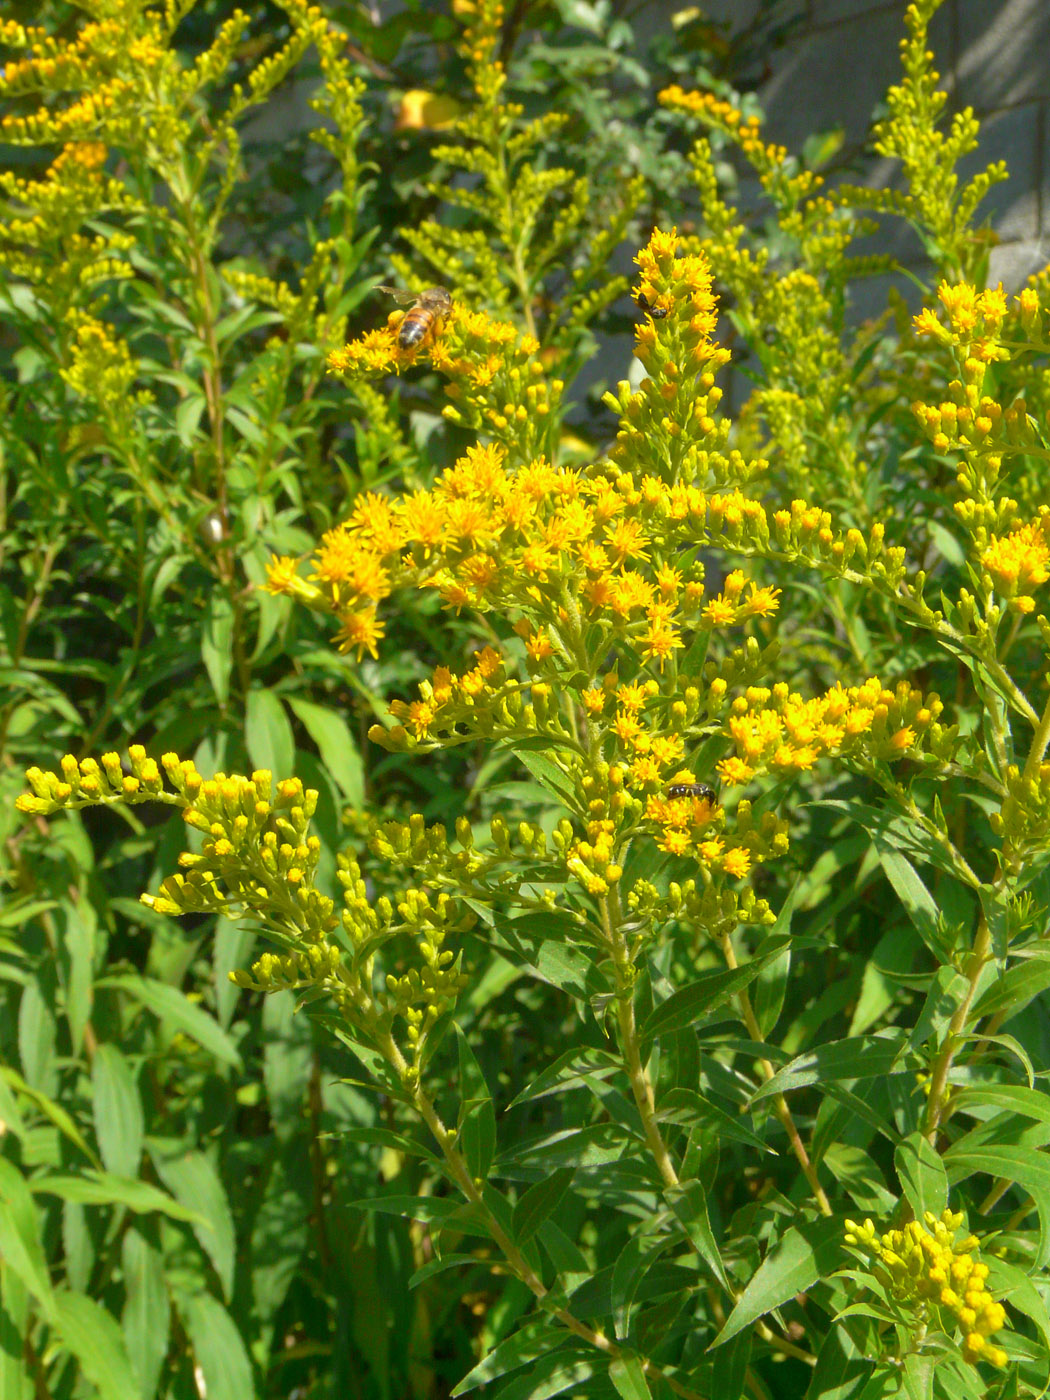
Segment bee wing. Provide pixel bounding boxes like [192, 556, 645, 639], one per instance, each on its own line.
[375, 285, 417, 304]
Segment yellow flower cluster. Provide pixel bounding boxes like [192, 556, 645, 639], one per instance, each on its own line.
[912, 282, 1036, 475]
[265, 440, 798, 662]
[16, 748, 333, 930]
[658, 85, 826, 210]
[716, 678, 945, 786]
[992, 758, 1050, 867]
[0, 15, 167, 147]
[645, 791, 786, 876]
[457, 0, 505, 95]
[329, 302, 559, 464]
[380, 646, 509, 746]
[845, 1211, 1010, 1367]
[61, 315, 143, 409]
[980, 514, 1050, 614]
[17, 750, 470, 1082]
[17, 746, 200, 815]
[658, 88, 773, 159]
[606, 227, 732, 477]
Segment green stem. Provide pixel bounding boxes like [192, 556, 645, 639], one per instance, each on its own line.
[922, 911, 993, 1143]
[1022, 687, 1050, 783]
[374, 1029, 708, 1400]
[720, 933, 832, 1217]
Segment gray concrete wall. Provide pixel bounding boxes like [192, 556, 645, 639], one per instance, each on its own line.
[700, 0, 1050, 287]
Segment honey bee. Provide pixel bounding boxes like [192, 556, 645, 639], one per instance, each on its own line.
[667, 783, 717, 803]
[636, 291, 668, 320]
[375, 285, 452, 349]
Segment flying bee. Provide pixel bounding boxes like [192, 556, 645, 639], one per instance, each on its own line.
[375, 285, 452, 349]
[667, 783, 717, 803]
[636, 290, 668, 320]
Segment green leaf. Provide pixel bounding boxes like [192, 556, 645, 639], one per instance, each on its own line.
[0, 1070, 25, 1141]
[68, 1198, 96, 1294]
[609, 1355, 652, 1400]
[501, 1122, 633, 1171]
[457, 1026, 496, 1181]
[711, 1217, 844, 1348]
[656, 1088, 771, 1154]
[877, 849, 954, 962]
[201, 591, 234, 706]
[664, 1180, 731, 1292]
[750, 1034, 907, 1103]
[338, 1125, 440, 1164]
[753, 935, 792, 1039]
[286, 695, 365, 805]
[538, 1218, 590, 1276]
[18, 976, 56, 1096]
[177, 1292, 254, 1400]
[121, 1228, 169, 1400]
[901, 1351, 934, 1400]
[0, 1067, 96, 1164]
[972, 959, 1050, 1021]
[0, 1265, 30, 1400]
[262, 989, 312, 1140]
[506, 1046, 619, 1109]
[611, 1238, 670, 1341]
[91, 1044, 144, 1180]
[495, 914, 606, 1003]
[30, 1170, 201, 1223]
[353, 1195, 475, 1226]
[894, 1133, 948, 1223]
[848, 923, 917, 1036]
[213, 920, 255, 1030]
[642, 939, 790, 1041]
[950, 1084, 1050, 1126]
[514, 749, 578, 808]
[53, 1291, 140, 1400]
[249, 1151, 309, 1327]
[712, 1329, 751, 1400]
[246, 686, 296, 780]
[409, 1254, 482, 1288]
[513, 1168, 574, 1245]
[0, 1157, 55, 1320]
[59, 899, 95, 1054]
[927, 519, 966, 568]
[814, 800, 968, 902]
[98, 974, 242, 1068]
[478, 1351, 594, 1400]
[150, 1145, 236, 1300]
[986, 1256, 1050, 1358]
[948, 1127, 1050, 1265]
[452, 1319, 568, 1394]
[908, 965, 970, 1052]
[805, 1321, 881, 1400]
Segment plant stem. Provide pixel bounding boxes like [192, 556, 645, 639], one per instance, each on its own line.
[375, 1030, 708, 1400]
[922, 911, 992, 1143]
[720, 933, 832, 1217]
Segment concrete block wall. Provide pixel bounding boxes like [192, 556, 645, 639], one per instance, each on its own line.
[708, 0, 1050, 287]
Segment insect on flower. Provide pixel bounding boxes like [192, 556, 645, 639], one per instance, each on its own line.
[667, 783, 717, 803]
[636, 291, 668, 320]
[375, 285, 452, 349]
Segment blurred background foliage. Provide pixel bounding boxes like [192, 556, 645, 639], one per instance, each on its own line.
[3, 1, 1049, 1397]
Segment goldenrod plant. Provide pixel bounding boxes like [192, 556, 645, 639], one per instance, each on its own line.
[6, 1, 1050, 1398]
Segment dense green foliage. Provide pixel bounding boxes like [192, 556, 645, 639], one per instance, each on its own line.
[4, 2, 1050, 1399]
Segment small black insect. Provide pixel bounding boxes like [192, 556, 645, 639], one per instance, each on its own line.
[636, 291, 668, 320]
[667, 783, 717, 802]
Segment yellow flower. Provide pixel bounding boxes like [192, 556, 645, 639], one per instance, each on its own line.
[394, 89, 463, 130]
[332, 608, 385, 659]
[845, 1211, 1010, 1369]
[982, 518, 1050, 598]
